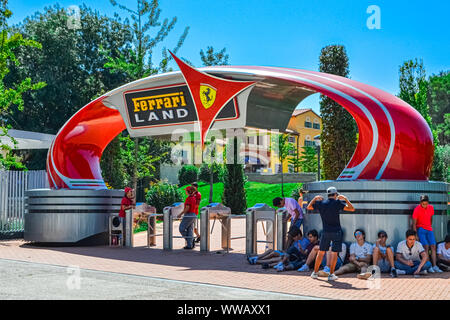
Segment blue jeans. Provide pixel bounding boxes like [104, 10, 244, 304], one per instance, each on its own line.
[179, 213, 197, 248]
[394, 260, 432, 275]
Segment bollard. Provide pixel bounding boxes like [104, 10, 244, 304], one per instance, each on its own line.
[125, 209, 133, 247]
[276, 208, 288, 251]
[162, 202, 184, 251]
[199, 203, 231, 252]
[245, 203, 277, 256]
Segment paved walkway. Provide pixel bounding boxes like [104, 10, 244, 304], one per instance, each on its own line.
[0, 220, 448, 300]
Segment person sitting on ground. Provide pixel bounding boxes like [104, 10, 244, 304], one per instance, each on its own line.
[412, 195, 443, 273]
[274, 229, 318, 271]
[395, 229, 432, 276]
[335, 229, 373, 280]
[372, 230, 400, 277]
[315, 242, 347, 277]
[437, 235, 450, 272]
[247, 248, 286, 266]
[273, 195, 304, 249]
[191, 182, 202, 243]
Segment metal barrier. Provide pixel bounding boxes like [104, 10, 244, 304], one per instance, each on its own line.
[162, 202, 199, 250]
[276, 208, 288, 251]
[109, 214, 123, 246]
[245, 203, 277, 256]
[200, 203, 231, 252]
[125, 209, 133, 247]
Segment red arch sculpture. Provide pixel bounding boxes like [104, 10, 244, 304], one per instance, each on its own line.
[47, 65, 434, 189]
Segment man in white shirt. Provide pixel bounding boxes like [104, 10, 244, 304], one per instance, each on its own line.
[335, 229, 373, 279]
[395, 229, 432, 275]
[437, 235, 450, 272]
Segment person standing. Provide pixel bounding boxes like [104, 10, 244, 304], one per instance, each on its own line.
[273, 193, 304, 249]
[412, 195, 443, 272]
[119, 187, 136, 245]
[191, 182, 202, 243]
[306, 186, 355, 281]
[177, 186, 198, 249]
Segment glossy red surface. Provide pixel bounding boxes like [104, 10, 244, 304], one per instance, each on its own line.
[47, 65, 434, 189]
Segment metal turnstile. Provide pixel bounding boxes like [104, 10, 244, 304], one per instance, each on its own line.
[200, 203, 231, 252]
[109, 214, 123, 246]
[163, 202, 196, 250]
[276, 208, 288, 251]
[246, 203, 277, 255]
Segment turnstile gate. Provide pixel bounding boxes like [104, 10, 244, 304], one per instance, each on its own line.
[246, 203, 277, 255]
[163, 202, 184, 250]
[276, 208, 288, 251]
[200, 203, 231, 252]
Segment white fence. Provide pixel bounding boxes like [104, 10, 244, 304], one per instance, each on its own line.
[0, 170, 49, 234]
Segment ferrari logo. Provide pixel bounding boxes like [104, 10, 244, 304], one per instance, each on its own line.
[200, 84, 216, 109]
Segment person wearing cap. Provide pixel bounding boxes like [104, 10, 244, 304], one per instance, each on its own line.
[372, 231, 401, 277]
[412, 195, 443, 273]
[119, 187, 136, 245]
[273, 192, 305, 249]
[177, 186, 198, 249]
[306, 186, 355, 281]
[191, 182, 202, 243]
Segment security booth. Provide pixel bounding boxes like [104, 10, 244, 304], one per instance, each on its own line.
[246, 203, 277, 255]
[276, 208, 288, 251]
[162, 202, 185, 250]
[200, 203, 231, 252]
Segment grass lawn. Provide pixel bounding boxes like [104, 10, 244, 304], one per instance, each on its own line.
[178, 181, 302, 210]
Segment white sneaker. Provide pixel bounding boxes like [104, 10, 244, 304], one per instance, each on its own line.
[433, 265, 443, 273]
[328, 273, 338, 281]
[310, 271, 319, 279]
[396, 269, 406, 275]
[427, 267, 435, 273]
[420, 269, 428, 275]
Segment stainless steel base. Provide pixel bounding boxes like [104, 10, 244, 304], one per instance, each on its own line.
[302, 180, 449, 245]
[24, 189, 123, 244]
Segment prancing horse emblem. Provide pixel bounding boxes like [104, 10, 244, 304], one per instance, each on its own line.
[199, 84, 217, 109]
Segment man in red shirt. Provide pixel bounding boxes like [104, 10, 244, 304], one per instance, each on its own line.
[178, 186, 198, 249]
[412, 195, 443, 273]
[191, 182, 202, 243]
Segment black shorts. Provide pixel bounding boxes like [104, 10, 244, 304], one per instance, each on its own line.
[319, 230, 343, 253]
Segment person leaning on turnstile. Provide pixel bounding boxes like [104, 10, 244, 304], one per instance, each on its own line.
[273, 190, 305, 249]
[119, 187, 136, 244]
[177, 186, 198, 249]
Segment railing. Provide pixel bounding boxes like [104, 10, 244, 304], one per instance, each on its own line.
[0, 170, 48, 235]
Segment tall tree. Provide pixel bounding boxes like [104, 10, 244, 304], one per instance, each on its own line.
[103, 0, 189, 193]
[0, 0, 46, 169]
[273, 133, 294, 196]
[289, 146, 318, 173]
[398, 59, 434, 131]
[428, 71, 450, 145]
[319, 45, 356, 180]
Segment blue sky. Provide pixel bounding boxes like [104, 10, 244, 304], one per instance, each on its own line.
[8, 0, 450, 114]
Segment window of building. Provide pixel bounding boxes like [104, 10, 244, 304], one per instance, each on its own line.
[288, 136, 296, 143]
[305, 116, 312, 128]
[313, 118, 320, 130]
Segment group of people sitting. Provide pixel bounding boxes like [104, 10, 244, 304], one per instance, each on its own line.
[246, 189, 450, 281]
[247, 228, 450, 279]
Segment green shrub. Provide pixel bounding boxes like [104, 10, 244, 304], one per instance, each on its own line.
[146, 180, 183, 213]
[199, 163, 223, 183]
[178, 165, 199, 186]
